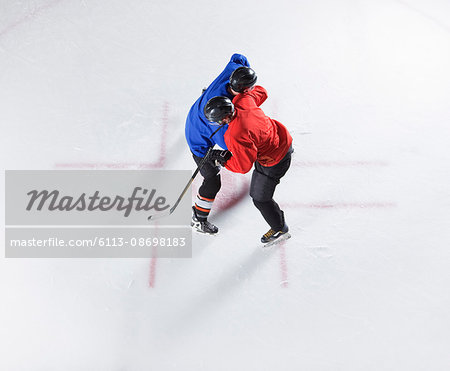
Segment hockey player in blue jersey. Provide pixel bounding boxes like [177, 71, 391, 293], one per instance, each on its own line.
[185, 54, 256, 234]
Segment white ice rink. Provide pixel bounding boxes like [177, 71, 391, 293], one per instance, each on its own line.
[1, 0, 450, 370]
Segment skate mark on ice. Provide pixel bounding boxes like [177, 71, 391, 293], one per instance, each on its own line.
[0, 0, 64, 39]
[279, 240, 289, 288]
[305, 245, 334, 259]
[394, 0, 450, 34]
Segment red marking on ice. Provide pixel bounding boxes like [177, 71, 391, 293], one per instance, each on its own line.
[214, 173, 250, 213]
[279, 241, 289, 288]
[146, 102, 171, 288]
[293, 160, 389, 168]
[282, 202, 397, 209]
[0, 0, 64, 39]
[54, 162, 164, 169]
[191, 171, 249, 214]
[53, 102, 170, 289]
[156, 101, 169, 168]
[149, 250, 158, 288]
[54, 101, 170, 169]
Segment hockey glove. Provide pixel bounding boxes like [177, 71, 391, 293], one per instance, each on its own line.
[209, 150, 232, 167]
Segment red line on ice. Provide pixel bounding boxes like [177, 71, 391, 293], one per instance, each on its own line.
[292, 160, 389, 168]
[149, 249, 158, 288]
[282, 202, 397, 209]
[54, 162, 163, 169]
[54, 102, 170, 288]
[147, 102, 170, 288]
[156, 101, 169, 168]
[54, 101, 170, 169]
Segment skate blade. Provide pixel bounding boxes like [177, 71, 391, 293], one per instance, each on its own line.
[261, 232, 291, 248]
[192, 229, 219, 236]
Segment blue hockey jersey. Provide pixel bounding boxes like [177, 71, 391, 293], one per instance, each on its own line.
[185, 54, 250, 157]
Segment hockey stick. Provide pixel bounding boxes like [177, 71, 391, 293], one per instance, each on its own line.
[147, 147, 213, 221]
[147, 125, 224, 221]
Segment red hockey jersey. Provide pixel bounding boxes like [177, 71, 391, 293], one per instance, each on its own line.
[224, 86, 293, 174]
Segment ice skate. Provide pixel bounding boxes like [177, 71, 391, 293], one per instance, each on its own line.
[261, 223, 289, 244]
[191, 207, 218, 235]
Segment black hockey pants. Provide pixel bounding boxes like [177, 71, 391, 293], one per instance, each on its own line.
[249, 146, 293, 231]
[192, 152, 222, 200]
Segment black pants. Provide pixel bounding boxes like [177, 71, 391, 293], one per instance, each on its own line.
[192, 153, 221, 200]
[249, 146, 293, 231]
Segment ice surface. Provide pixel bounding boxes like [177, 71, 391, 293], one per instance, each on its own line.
[1, 0, 450, 370]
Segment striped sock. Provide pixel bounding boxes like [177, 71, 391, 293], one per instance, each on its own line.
[194, 194, 214, 221]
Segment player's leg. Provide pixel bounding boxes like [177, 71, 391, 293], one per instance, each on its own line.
[191, 153, 221, 234]
[250, 147, 293, 242]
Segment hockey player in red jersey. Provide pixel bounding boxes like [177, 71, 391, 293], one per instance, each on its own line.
[204, 68, 293, 243]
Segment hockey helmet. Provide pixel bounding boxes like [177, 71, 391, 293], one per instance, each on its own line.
[229, 67, 257, 93]
[204, 96, 235, 124]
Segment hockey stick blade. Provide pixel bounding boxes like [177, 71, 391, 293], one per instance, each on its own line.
[147, 205, 176, 221]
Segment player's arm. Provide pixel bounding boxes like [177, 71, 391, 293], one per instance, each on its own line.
[233, 85, 268, 110]
[224, 136, 257, 174]
[230, 53, 250, 67]
[245, 85, 267, 106]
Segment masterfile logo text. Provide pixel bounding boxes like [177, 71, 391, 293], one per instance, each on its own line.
[6, 170, 190, 225]
[26, 187, 170, 217]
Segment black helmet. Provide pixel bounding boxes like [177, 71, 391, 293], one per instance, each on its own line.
[204, 96, 234, 123]
[229, 67, 257, 93]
